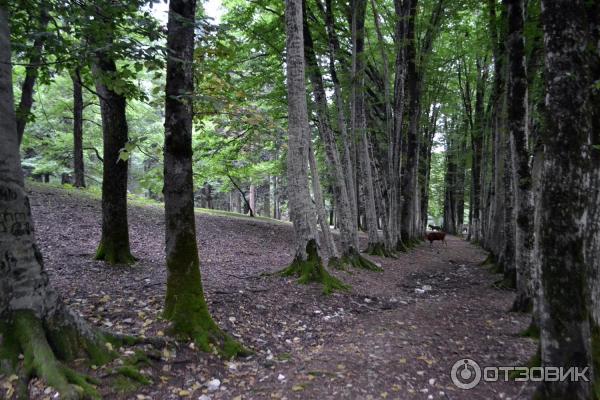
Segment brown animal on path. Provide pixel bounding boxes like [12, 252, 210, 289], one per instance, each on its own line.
[425, 231, 447, 247]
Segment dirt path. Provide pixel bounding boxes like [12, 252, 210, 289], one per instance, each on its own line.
[25, 185, 536, 400]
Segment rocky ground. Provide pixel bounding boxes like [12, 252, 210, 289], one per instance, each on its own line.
[9, 184, 537, 399]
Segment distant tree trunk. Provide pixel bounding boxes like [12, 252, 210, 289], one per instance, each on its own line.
[536, 0, 596, 397]
[249, 183, 256, 216]
[15, 7, 49, 145]
[280, 0, 346, 293]
[506, 0, 533, 311]
[484, 0, 507, 262]
[92, 51, 135, 265]
[308, 143, 338, 258]
[501, 121, 516, 286]
[162, 0, 245, 355]
[470, 58, 487, 242]
[71, 68, 85, 188]
[420, 106, 438, 234]
[271, 175, 280, 219]
[0, 11, 114, 398]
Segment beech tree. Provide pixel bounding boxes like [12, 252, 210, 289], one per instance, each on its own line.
[535, 0, 598, 398]
[90, 7, 135, 265]
[162, 0, 245, 354]
[280, 0, 346, 293]
[505, 0, 533, 312]
[0, 9, 117, 398]
[71, 68, 85, 188]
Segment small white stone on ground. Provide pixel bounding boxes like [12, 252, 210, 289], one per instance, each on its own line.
[207, 378, 220, 391]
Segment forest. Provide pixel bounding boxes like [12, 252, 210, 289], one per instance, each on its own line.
[0, 0, 599, 399]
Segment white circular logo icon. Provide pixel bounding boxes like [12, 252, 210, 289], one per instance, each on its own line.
[451, 358, 482, 389]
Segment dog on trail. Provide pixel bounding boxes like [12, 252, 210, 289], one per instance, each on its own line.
[425, 231, 447, 247]
[428, 224, 443, 231]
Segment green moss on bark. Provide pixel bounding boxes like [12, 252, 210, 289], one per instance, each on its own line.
[0, 310, 121, 399]
[280, 239, 350, 294]
[338, 247, 383, 271]
[366, 242, 396, 258]
[11, 310, 107, 399]
[95, 239, 136, 265]
[0, 320, 19, 373]
[164, 234, 249, 358]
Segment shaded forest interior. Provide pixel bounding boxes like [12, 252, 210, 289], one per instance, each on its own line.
[1, 0, 599, 399]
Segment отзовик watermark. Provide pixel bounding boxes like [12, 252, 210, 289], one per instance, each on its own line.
[450, 358, 589, 389]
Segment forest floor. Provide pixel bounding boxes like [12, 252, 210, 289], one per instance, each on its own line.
[20, 184, 536, 400]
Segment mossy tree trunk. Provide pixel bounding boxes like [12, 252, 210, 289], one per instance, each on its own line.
[506, 0, 533, 311]
[162, 0, 245, 357]
[282, 0, 350, 291]
[303, 2, 381, 269]
[0, 12, 113, 398]
[92, 30, 135, 265]
[535, 0, 596, 397]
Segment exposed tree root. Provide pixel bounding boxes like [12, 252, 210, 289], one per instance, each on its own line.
[338, 248, 382, 271]
[395, 240, 408, 253]
[279, 240, 349, 294]
[95, 240, 136, 265]
[366, 242, 396, 258]
[0, 309, 116, 399]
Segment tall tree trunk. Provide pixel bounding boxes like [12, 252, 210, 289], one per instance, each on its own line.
[400, 0, 419, 243]
[536, 0, 596, 397]
[281, 0, 346, 293]
[391, 0, 412, 251]
[323, 0, 359, 241]
[506, 0, 533, 311]
[0, 10, 115, 398]
[162, 0, 245, 355]
[92, 51, 135, 265]
[15, 7, 49, 145]
[71, 68, 85, 188]
[352, 0, 383, 254]
[587, 1, 600, 359]
[303, 3, 375, 268]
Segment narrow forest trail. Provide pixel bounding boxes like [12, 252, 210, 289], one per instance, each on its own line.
[28, 184, 536, 400]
